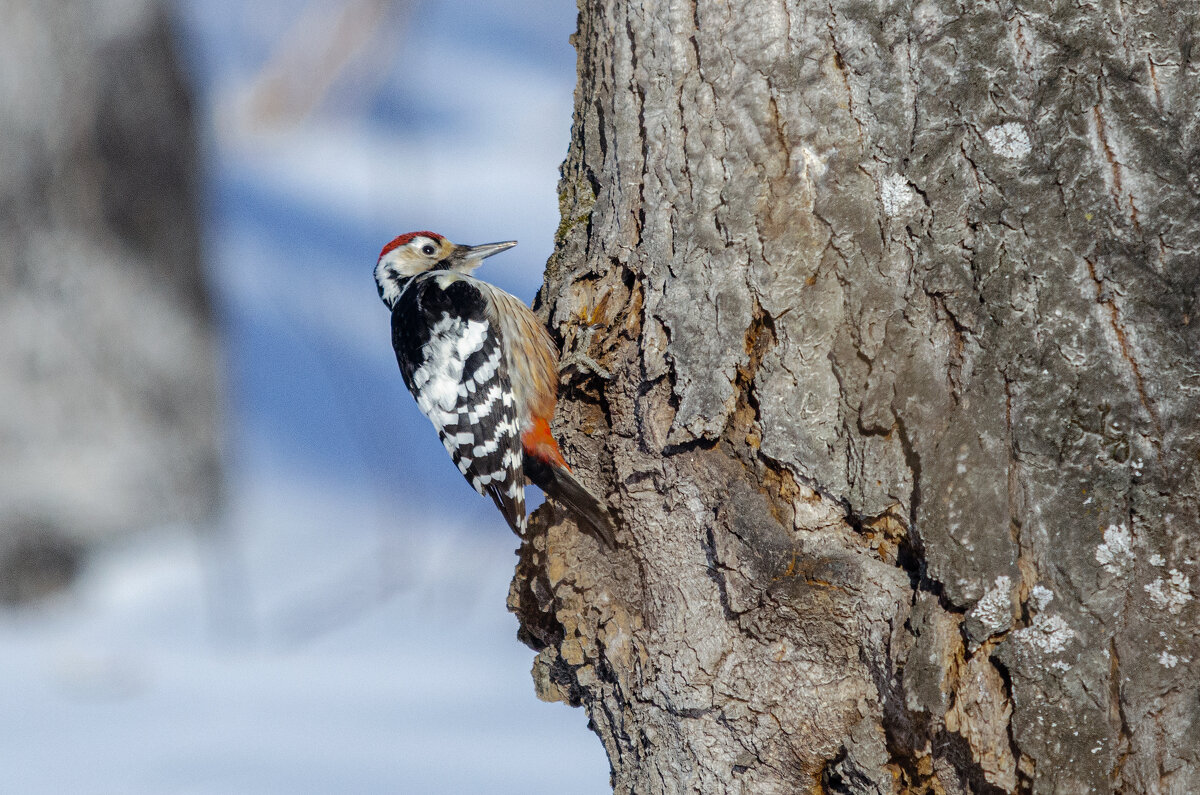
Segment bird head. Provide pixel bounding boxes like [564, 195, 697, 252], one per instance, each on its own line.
[375, 231, 517, 308]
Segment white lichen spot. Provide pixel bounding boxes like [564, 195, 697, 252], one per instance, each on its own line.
[970, 575, 1014, 635]
[954, 445, 969, 475]
[1144, 570, 1193, 614]
[880, 173, 915, 215]
[1030, 585, 1054, 611]
[801, 146, 826, 179]
[1013, 613, 1076, 654]
[1095, 523, 1134, 574]
[984, 122, 1032, 159]
[1051, 660, 1072, 672]
[1159, 650, 1179, 668]
[1149, 553, 1166, 567]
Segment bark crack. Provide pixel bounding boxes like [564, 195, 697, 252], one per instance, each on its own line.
[1084, 257, 1163, 448]
[1090, 100, 1140, 230]
[826, 3, 866, 147]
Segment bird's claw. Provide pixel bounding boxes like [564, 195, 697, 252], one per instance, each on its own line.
[559, 324, 613, 380]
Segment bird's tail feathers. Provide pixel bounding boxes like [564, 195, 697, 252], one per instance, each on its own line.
[486, 483, 527, 536]
[524, 455, 617, 548]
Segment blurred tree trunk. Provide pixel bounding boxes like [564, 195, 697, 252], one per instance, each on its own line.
[0, 0, 220, 602]
[510, 0, 1200, 792]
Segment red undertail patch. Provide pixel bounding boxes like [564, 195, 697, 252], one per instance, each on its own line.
[521, 416, 569, 471]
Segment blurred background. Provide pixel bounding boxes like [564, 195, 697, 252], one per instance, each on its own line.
[0, 0, 610, 791]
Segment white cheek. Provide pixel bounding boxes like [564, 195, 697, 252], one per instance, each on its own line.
[392, 257, 421, 277]
[374, 261, 398, 303]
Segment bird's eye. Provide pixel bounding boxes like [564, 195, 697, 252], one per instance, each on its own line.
[421, 244, 436, 256]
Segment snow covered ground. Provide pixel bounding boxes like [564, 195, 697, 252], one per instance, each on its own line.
[0, 2, 611, 792]
[0, 475, 607, 794]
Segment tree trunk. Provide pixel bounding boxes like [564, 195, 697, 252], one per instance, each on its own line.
[0, 0, 220, 602]
[509, 0, 1200, 792]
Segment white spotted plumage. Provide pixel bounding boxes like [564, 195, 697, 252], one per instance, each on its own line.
[411, 316, 489, 421]
[378, 232, 615, 545]
[401, 298, 525, 531]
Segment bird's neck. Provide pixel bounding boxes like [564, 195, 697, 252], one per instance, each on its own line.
[381, 274, 419, 310]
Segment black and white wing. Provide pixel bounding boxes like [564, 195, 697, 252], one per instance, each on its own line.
[390, 272, 527, 533]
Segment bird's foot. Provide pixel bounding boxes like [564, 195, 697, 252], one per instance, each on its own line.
[559, 323, 613, 380]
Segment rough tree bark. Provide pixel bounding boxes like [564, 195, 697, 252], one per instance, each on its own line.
[509, 0, 1200, 792]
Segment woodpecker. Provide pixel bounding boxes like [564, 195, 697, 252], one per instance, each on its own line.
[375, 231, 616, 547]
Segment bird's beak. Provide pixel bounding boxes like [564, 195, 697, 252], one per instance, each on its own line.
[458, 240, 517, 261]
[445, 240, 517, 274]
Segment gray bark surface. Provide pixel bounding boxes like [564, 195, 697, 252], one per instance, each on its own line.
[0, 0, 220, 602]
[509, 0, 1200, 792]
